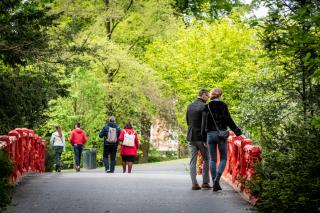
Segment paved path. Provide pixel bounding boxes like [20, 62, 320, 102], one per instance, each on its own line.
[6, 159, 254, 213]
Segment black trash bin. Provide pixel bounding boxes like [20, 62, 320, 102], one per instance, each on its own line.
[82, 148, 97, 169]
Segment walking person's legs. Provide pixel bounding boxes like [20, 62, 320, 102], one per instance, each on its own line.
[122, 160, 126, 173]
[78, 145, 83, 166]
[73, 145, 80, 171]
[103, 145, 111, 172]
[217, 140, 228, 174]
[128, 162, 133, 173]
[109, 145, 117, 173]
[55, 146, 63, 172]
[54, 146, 60, 172]
[207, 132, 218, 183]
[121, 155, 127, 173]
[213, 139, 228, 191]
[189, 142, 200, 190]
[73, 145, 83, 172]
[197, 142, 210, 188]
[78, 145, 83, 171]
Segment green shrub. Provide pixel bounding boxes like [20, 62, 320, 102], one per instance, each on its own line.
[249, 124, 320, 212]
[45, 141, 55, 172]
[0, 150, 14, 211]
[146, 147, 178, 163]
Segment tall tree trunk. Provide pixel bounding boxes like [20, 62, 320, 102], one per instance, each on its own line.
[73, 98, 77, 115]
[104, 0, 111, 39]
[302, 67, 307, 117]
[140, 113, 152, 163]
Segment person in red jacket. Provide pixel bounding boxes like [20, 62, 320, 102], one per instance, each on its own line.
[70, 122, 87, 172]
[118, 122, 139, 173]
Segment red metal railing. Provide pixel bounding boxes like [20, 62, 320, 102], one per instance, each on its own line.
[198, 132, 262, 204]
[0, 128, 46, 183]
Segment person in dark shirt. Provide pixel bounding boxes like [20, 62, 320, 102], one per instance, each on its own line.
[99, 116, 121, 173]
[202, 87, 242, 191]
[186, 89, 211, 190]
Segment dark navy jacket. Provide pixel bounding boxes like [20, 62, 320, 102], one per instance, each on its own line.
[186, 98, 207, 142]
[99, 122, 121, 145]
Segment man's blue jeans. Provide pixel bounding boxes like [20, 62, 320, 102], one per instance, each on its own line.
[103, 144, 118, 172]
[207, 131, 228, 180]
[73, 144, 83, 167]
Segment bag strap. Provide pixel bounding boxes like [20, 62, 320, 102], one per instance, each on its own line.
[104, 126, 111, 141]
[207, 104, 221, 132]
[52, 135, 55, 144]
[124, 129, 134, 135]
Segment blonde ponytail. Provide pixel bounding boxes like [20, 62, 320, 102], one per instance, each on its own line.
[210, 88, 223, 100]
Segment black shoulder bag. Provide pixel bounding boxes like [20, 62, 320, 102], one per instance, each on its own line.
[207, 105, 229, 140]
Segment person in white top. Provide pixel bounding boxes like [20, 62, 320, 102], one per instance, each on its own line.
[50, 126, 66, 172]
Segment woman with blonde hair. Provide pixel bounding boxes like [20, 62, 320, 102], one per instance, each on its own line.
[50, 125, 66, 172]
[202, 87, 242, 191]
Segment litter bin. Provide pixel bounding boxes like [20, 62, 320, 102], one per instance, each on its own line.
[82, 148, 97, 169]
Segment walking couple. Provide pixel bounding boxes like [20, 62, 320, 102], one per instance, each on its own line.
[99, 117, 139, 173]
[50, 122, 88, 172]
[186, 88, 242, 191]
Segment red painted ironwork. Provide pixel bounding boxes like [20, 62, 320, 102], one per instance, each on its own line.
[197, 151, 203, 175]
[222, 132, 261, 204]
[197, 132, 262, 204]
[0, 128, 46, 183]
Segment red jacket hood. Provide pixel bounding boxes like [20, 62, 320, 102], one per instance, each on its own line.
[75, 128, 84, 133]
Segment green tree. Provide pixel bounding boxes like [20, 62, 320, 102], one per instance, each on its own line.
[39, 0, 172, 163]
[112, 0, 182, 58]
[0, 0, 70, 133]
[146, 15, 263, 131]
[0, 0, 61, 66]
[173, 0, 244, 20]
[244, 0, 320, 211]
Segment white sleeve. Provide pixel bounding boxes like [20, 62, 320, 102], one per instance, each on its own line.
[50, 134, 55, 144]
[62, 134, 66, 145]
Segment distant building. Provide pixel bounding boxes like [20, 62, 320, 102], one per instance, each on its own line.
[150, 119, 178, 151]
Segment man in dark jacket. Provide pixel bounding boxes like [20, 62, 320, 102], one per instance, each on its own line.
[99, 116, 121, 173]
[186, 89, 211, 190]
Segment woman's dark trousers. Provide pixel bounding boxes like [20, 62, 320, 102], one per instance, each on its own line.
[54, 146, 63, 172]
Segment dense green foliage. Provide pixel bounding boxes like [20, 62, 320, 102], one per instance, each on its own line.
[45, 140, 55, 172]
[244, 0, 320, 211]
[36, 0, 180, 166]
[0, 0, 61, 66]
[0, 0, 319, 211]
[0, 150, 14, 211]
[146, 15, 264, 130]
[0, 67, 68, 132]
[0, 0, 68, 133]
[173, 0, 244, 20]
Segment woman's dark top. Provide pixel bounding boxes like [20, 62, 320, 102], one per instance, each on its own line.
[202, 100, 242, 136]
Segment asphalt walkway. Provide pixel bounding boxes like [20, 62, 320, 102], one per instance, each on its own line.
[5, 159, 254, 213]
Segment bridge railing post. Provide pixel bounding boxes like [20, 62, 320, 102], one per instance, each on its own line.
[1, 128, 46, 184]
[28, 129, 35, 172]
